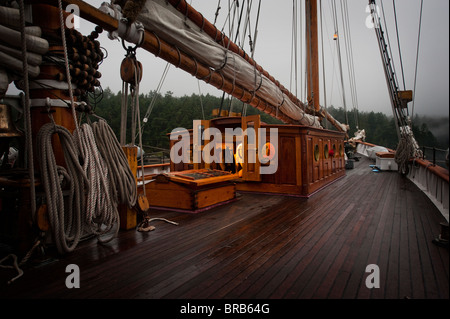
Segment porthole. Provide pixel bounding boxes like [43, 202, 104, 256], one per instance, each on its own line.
[314, 144, 320, 162]
[324, 144, 329, 159]
[261, 142, 276, 164]
[236, 143, 243, 164]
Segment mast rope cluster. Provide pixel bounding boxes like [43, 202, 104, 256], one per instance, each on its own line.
[369, 0, 423, 171]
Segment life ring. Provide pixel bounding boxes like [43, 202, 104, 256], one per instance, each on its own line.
[261, 142, 276, 162]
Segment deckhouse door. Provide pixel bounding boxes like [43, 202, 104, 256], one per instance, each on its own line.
[242, 115, 261, 181]
[193, 120, 210, 169]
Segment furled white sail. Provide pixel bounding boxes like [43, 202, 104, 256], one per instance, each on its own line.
[133, 0, 321, 127]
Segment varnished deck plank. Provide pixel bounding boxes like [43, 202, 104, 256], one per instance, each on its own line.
[0, 157, 448, 300]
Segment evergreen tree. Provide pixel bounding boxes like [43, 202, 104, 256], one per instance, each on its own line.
[90, 88, 442, 153]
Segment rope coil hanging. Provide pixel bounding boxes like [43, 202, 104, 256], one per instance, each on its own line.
[74, 123, 120, 243]
[91, 119, 137, 208]
[37, 122, 87, 254]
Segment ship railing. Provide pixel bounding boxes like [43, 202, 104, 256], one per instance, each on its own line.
[355, 141, 449, 222]
[137, 163, 170, 179]
[408, 157, 449, 222]
[420, 146, 448, 169]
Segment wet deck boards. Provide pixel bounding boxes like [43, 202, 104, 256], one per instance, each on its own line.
[0, 156, 448, 300]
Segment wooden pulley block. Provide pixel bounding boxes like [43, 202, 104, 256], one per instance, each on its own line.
[137, 194, 149, 213]
[120, 56, 143, 85]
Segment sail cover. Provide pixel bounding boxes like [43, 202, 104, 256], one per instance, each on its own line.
[131, 0, 321, 127]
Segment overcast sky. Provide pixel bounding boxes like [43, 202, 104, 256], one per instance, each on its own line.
[20, 0, 450, 118]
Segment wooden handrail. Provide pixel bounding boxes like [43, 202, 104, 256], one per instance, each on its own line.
[410, 158, 449, 183]
[356, 141, 449, 183]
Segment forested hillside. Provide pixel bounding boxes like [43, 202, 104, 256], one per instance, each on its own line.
[93, 88, 282, 150]
[323, 106, 448, 151]
[91, 88, 447, 152]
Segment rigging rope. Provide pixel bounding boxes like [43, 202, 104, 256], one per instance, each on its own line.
[392, 0, 406, 91]
[197, 80, 205, 120]
[214, 0, 222, 24]
[120, 80, 129, 145]
[290, 0, 298, 96]
[246, 0, 261, 117]
[57, 0, 79, 130]
[319, 0, 328, 129]
[299, 0, 303, 102]
[133, 61, 147, 199]
[331, 0, 348, 125]
[320, 2, 339, 116]
[379, 1, 400, 94]
[18, 0, 36, 221]
[411, 0, 424, 119]
[140, 62, 170, 134]
[234, 0, 246, 47]
[0, 0, 40, 278]
[306, 0, 313, 108]
[340, 0, 359, 129]
[251, 0, 261, 57]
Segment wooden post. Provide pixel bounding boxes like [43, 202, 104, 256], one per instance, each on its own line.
[31, 4, 76, 168]
[119, 146, 137, 230]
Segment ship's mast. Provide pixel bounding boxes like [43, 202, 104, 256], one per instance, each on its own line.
[305, 0, 320, 113]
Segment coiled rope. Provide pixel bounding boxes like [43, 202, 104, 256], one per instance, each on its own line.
[395, 137, 414, 175]
[37, 123, 87, 254]
[74, 123, 119, 243]
[0, 239, 41, 284]
[91, 118, 137, 208]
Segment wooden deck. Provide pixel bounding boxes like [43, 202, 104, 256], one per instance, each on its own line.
[0, 156, 448, 301]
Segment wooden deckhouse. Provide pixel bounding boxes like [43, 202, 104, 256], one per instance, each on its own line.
[144, 114, 345, 212]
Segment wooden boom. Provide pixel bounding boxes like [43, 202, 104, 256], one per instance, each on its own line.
[40, 0, 298, 124]
[40, 0, 347, 131]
